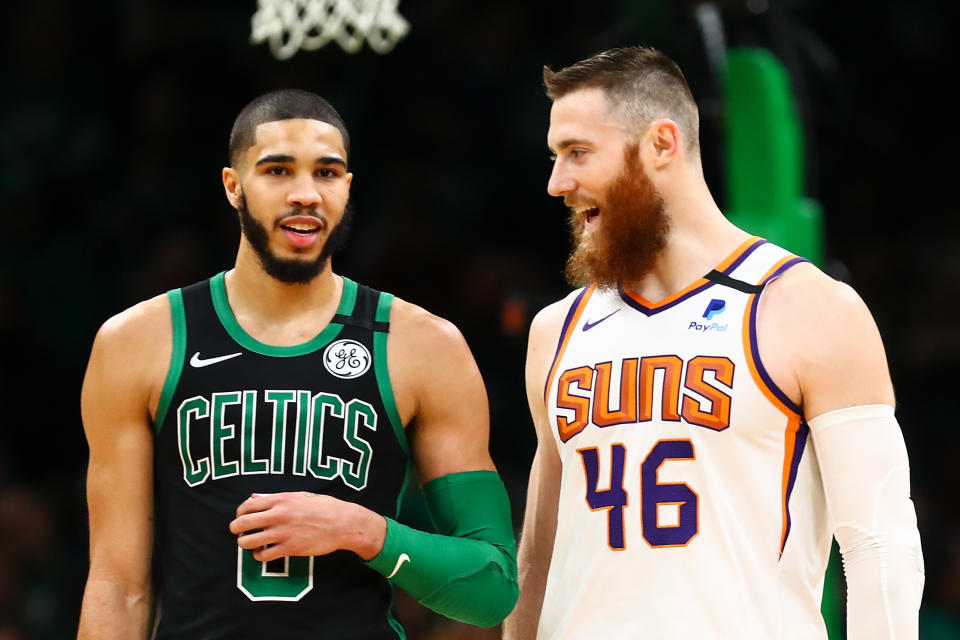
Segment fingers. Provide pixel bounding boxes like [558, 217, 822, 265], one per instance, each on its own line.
[235, 492, 281, 517]
[229, 509, 274, 535]
[253, 542, 292, 563]
[236, 528, 277, 551]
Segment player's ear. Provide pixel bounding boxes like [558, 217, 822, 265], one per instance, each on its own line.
[222, 167, 242, 210]
[647, 118, 681, 169]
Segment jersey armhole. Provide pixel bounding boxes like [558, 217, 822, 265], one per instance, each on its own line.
[543, 285, 596, 406]
[154, 288, 187, 436]
[739, 255, 812, 555]
[372, 292, 413, 516]
[741, 255, 808, 419]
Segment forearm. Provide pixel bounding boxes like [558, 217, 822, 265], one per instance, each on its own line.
[502, 544, 550, 640]
[809, 405, 924, 639]
[503, 445, 558, 640]
[78, 577, 153, 639]
[368, 517, 517, 626]
[365, 471, 518, 627]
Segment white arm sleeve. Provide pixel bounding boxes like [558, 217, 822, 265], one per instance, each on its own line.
[808, 404, 924, 640]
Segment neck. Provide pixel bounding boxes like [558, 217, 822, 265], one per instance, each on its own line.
[625, 170, 750, 301]
[227, 242, 342, 324]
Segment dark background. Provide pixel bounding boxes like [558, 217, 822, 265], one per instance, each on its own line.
[1, 1, 958, 638]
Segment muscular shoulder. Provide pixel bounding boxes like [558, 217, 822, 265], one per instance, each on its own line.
[85, 293, 173, 414]
[758, 262, 894, 417]
[384, 296, 485, 421]
[529, 288, 584, 347]
[96, 294, 172, 352]
[386, 296, 472, 361]
[526, 288, 586, 398]
[761, 262, 879, 358]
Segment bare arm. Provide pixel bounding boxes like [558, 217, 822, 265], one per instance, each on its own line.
[502, 300, 569, 640]
[78, 297, 170, 639]
[760, 265, 923, 638]
[757, 262, 894, 416]
[393, 298, 496, 483]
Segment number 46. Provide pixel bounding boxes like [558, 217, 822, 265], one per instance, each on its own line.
[578, 439, 698, 550]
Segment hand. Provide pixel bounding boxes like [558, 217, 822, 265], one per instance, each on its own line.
[229, 492, 387, 562]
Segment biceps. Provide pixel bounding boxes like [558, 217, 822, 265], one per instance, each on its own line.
[407, 367, 495, 482]
[86, 427, 154, 585]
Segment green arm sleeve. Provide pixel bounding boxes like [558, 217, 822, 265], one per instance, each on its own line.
[365, 470, 519, 628]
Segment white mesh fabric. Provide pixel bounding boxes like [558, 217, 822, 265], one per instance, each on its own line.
[251, 0, 410, 59]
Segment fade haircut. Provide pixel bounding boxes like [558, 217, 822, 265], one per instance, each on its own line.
[228, 89, 351, 167]
[543, 46, 700, 155]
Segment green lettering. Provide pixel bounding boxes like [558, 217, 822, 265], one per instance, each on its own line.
[211, 392, 241, 479]
[241, 391, 268, 474]
[342, 400, 376, 490]
[177, 396, 210, 487]
[310, 393, 343, 480]
[265, 390, 296, 474]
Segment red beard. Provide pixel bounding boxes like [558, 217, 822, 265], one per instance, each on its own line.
[565, 145, 669, 290]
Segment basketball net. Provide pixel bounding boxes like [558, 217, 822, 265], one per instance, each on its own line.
[251, 0, 410, 60]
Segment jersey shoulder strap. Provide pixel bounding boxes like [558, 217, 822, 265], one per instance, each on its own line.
[332, 280, 391, 333]
[715, 240, 810, 290]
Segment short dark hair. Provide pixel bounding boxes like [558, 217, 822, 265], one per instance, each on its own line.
[228, 89, 350, 167]
[543, 47, 699, 154]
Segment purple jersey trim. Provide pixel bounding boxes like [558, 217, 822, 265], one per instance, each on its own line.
[617, 282, 716, 316]
[724, 238, 768, 274]
[544, 286, 591, 400]
[781, 420, 810, 555]
[747, 257, 809, 416]
[617, 238, 768, 316]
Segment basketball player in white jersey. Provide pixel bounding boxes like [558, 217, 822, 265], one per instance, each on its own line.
[503, 47, 924, 639]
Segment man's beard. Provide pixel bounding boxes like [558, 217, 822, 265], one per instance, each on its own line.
[564, 145, 669, 290]
[236, 195, 353, 285]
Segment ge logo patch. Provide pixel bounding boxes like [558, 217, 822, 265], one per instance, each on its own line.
[323, 339, 371, 379]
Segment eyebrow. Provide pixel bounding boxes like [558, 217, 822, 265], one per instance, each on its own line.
[316, 156, 347, 169]
[548, 138, 593, 154]
[254, 154, 348, 169]
[255, 154, 295, 166]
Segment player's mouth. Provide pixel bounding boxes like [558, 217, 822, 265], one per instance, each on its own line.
[278, 215, 326, 249]
[575, 206, 601, 229]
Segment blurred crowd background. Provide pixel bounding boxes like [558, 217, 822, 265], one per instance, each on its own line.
[1, 0, 958, 638]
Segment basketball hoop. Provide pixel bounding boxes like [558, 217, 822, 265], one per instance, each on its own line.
[251, 0, 410, 60]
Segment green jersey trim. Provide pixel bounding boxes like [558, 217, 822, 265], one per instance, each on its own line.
[373, 292, 409, 457]
[209, 271, 357, 356]
[155, 288, 187, 435]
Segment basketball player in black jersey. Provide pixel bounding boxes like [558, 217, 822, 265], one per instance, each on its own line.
[78, 90, 518, 639]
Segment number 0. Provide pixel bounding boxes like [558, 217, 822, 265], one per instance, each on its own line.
[237, 547, 314, 601]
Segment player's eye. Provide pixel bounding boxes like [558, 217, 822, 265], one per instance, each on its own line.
[267, 166, 288, 176]
[316, 167, 337, 178]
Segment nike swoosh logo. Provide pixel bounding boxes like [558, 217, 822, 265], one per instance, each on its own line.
[387, 553, 410, 579]
[189, 351, 243, 368]
[582, 309, 620, 331]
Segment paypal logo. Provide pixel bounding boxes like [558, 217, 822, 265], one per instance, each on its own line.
[702, 299, 726, 321]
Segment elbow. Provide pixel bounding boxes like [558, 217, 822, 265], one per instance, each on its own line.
[476, 577, 520, 628]
[422, 563, 520, 628]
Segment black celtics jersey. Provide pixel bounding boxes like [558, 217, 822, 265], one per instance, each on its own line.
[152, 272, 410, 639]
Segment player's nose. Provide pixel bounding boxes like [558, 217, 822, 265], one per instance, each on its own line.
[287, 175, 323, 208]
[547, 161, 576, 198]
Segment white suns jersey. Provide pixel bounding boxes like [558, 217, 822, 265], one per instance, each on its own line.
[539, 238, 832, 640]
